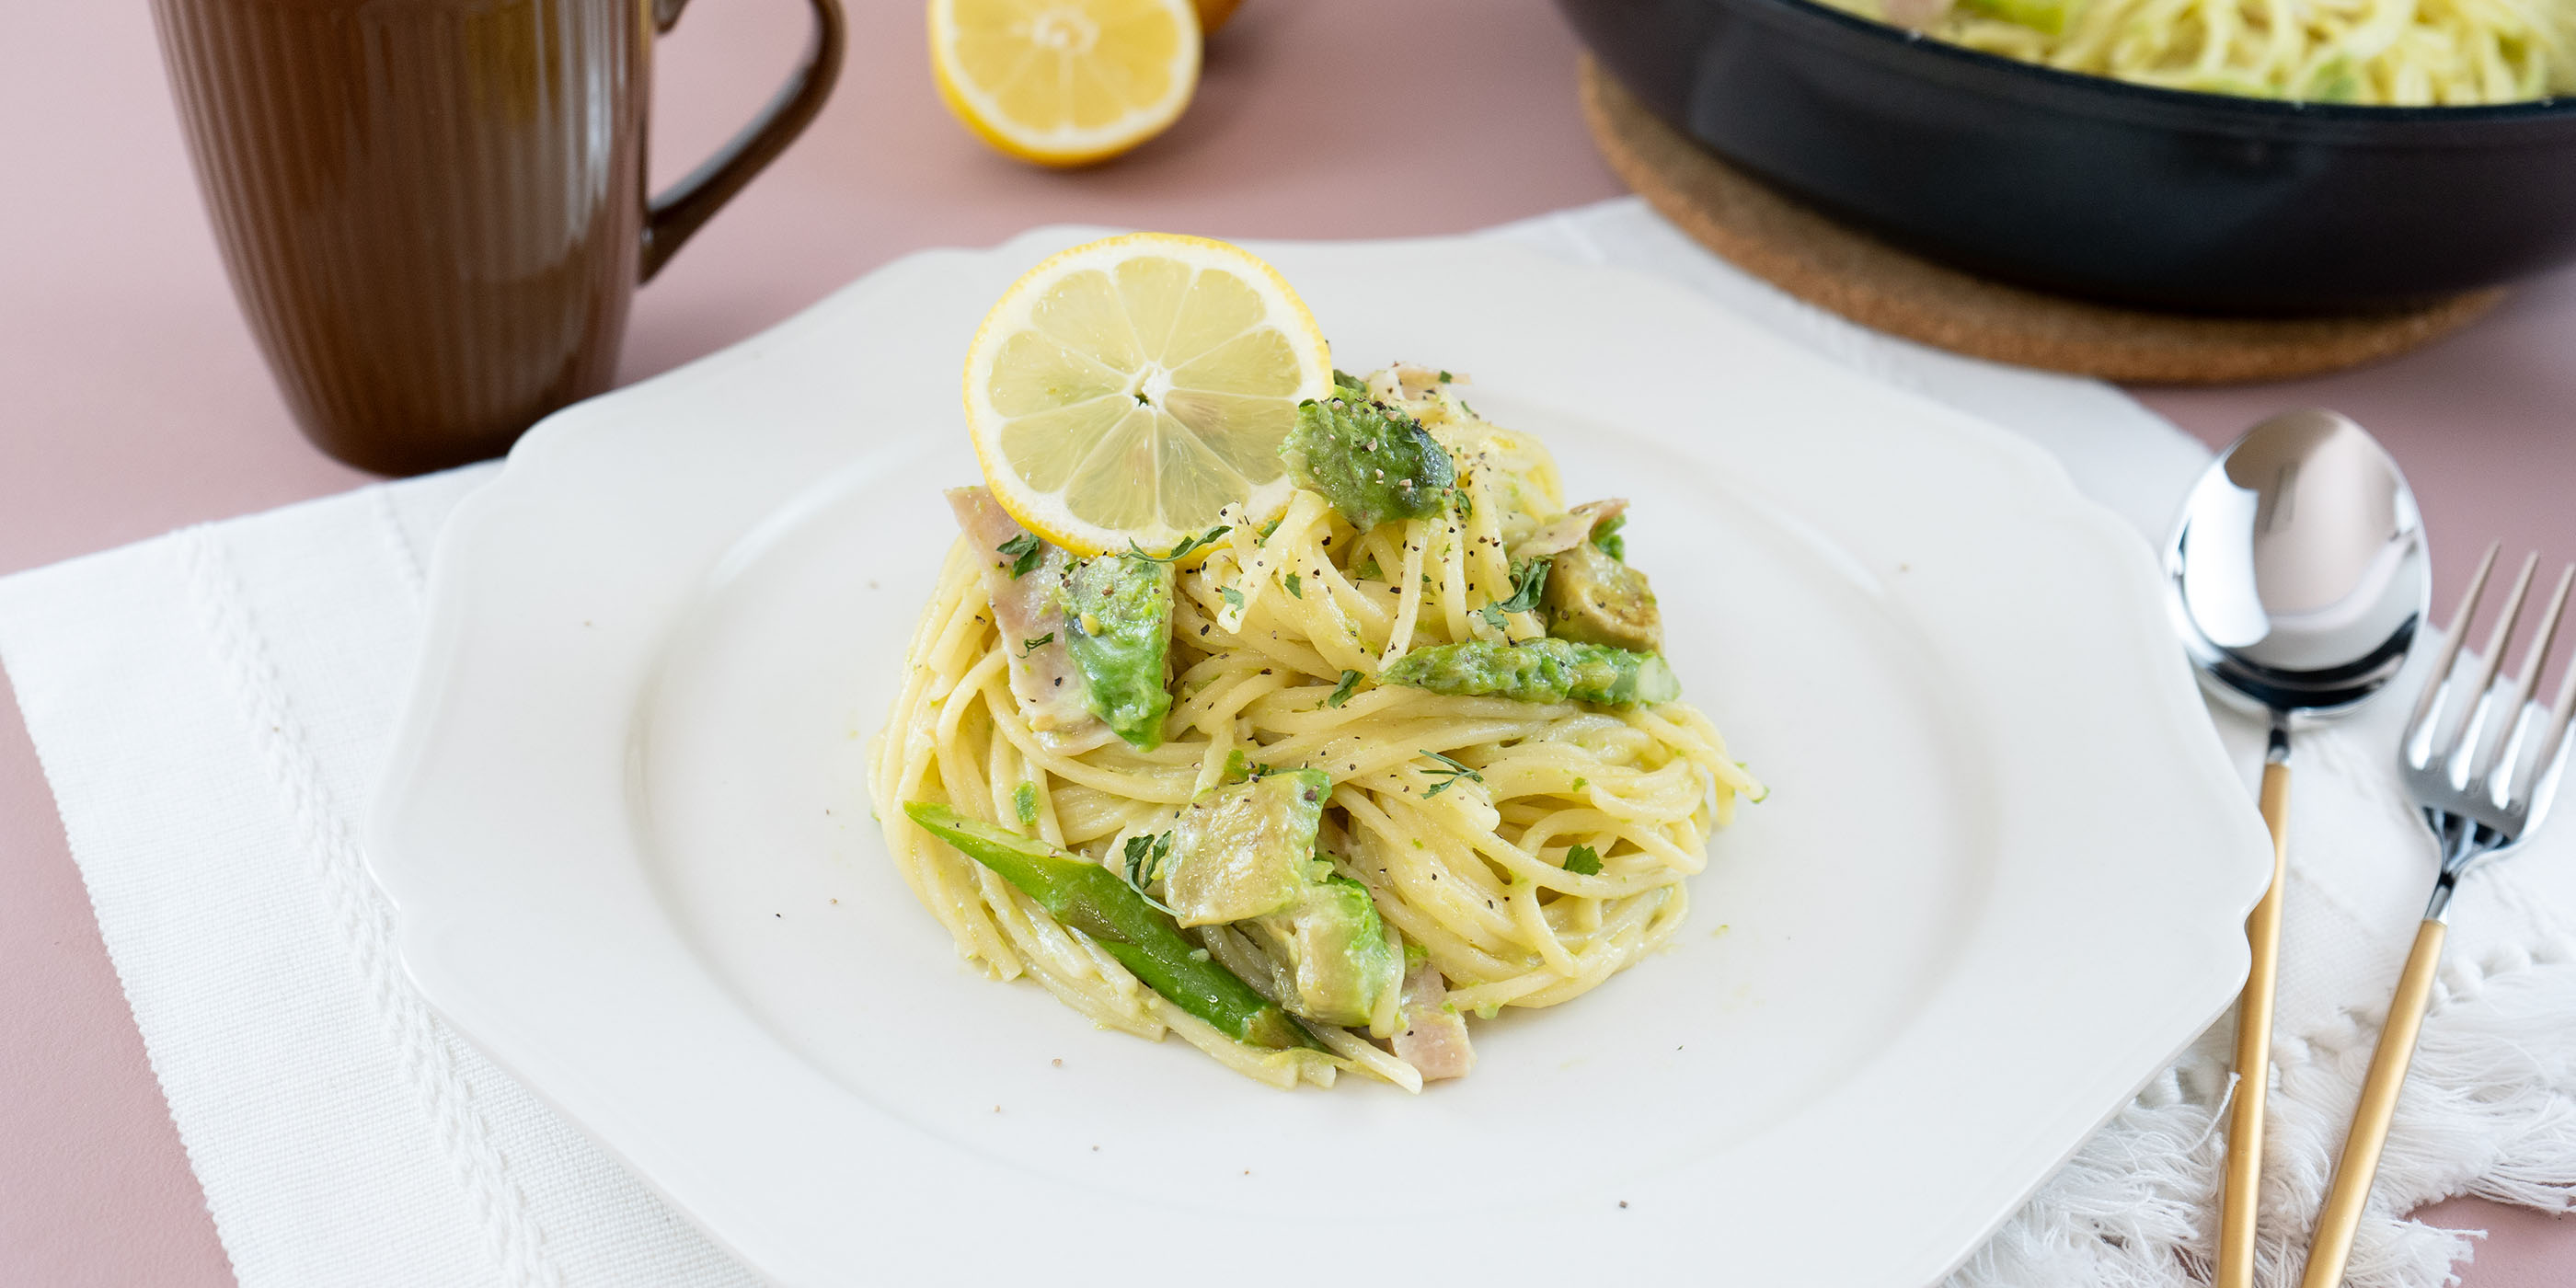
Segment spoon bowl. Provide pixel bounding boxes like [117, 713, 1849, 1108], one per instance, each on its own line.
[2169, 408, 2431, 719]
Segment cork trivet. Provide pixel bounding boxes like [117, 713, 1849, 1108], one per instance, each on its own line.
[1578, 56, 2503, 384]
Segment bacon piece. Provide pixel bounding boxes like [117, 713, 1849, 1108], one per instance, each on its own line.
[944, 488, 1111, 752]
[1510, 498, 1627, 560]
[1392, 960, 1477, 1081]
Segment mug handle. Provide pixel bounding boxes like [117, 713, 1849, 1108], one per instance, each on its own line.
[639, 0, 847, 282]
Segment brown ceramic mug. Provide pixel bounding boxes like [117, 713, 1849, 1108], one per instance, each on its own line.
[151, 0, 845, 475]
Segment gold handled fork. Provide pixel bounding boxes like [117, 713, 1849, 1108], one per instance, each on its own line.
[2301, 545, 2576, 1287]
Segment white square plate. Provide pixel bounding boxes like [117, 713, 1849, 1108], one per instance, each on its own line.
[369, 228, 2271, 1287]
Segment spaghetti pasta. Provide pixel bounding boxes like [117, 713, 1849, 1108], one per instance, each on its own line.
[868, 369, 1761, 1089]
[1826, 0, 2576, 105]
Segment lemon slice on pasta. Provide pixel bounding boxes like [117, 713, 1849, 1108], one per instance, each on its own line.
[963, 233, 1333, 558]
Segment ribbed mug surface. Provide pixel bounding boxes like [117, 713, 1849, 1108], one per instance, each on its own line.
[154, 0, 650, 475]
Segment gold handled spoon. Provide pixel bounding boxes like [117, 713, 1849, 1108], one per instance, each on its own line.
[2166, 409, 2430, 1288]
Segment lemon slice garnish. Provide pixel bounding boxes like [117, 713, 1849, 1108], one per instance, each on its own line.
[963, 233, 1333, 558]
[928, 0, 1201, 167]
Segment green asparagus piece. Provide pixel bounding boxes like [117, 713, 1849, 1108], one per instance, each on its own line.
[1060, 555, 1174, 750]
[1592, 512, 1627, 562]
[903, 803, 1317, 1051]
[1381, 638, 1681, 707]
[1280, 396, 1455, 530]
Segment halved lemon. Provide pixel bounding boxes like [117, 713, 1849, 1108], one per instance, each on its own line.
[928, 0, 1201, 167]
[964, 233, 1332, 558]
[1194, 0, 1243, 33]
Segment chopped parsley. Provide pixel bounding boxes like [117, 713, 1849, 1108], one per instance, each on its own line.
[1332, 368, 1369, 396]
[1018, 631, 1053, 657]
[1120, 831, 1176, 897]
[1259, 517, 1282, 541]
[1283, 572, 1303, 599]
[995, 532, 1044, 579]
[1326, 669, 1362, 708]
[1436, 370, 1453, 383]
[1563, 844, 1603, 876]
[1417, 749, 1483, 799]
[1013, 781, 1039, 825]
[1219, 749, 1276, 784]
[1354, 556, 1384, 581]
[1219, 585, 1246, 613]
[1131, 524, 1230, 564]
[1476, 556, 1552, 631]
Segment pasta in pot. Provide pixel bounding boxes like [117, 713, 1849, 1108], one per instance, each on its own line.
[868, 371, 1761, 1090]
[1820, 0, 2576, 106]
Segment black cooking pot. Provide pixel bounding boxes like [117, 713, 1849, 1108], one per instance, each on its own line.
[1558, 0, 2576, 314]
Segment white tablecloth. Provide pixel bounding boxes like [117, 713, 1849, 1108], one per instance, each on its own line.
[5, 199, 2571, 1287]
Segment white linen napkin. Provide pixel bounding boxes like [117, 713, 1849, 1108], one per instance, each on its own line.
[5, 198, 2570, 1288]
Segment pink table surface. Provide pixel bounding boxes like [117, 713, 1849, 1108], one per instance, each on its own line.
[3, 2, 2570, 1284]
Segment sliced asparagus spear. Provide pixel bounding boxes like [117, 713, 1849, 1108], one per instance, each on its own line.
[1380, 637, 1680, 707]
[903, 802, 1317, 1051]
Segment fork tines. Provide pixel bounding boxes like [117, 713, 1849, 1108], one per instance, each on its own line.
[2404, 542, 2576, 820]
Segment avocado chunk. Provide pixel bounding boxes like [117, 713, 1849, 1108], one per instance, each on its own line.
[1251, 875, 1399, 1028]
[1542, 539, 1663, 651]
[1059, 554, 1175, 750]
[1165, 769, 1329, 927]
[1280, 396, 1455, 530]
[1381, 638, 1681, 707]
